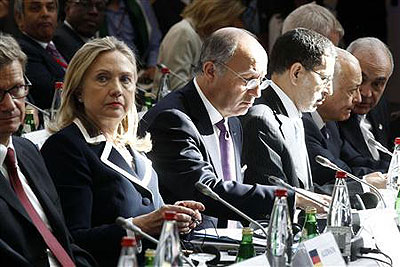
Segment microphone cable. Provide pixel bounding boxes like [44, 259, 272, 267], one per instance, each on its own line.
[355, 246, 393, 266]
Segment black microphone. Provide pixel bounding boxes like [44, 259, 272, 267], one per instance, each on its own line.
[194, 182, 268, 238]
[116, 217, 195, 267]
[315, 155, 387, 208]
[267, 176, 330, 208]
[367, 138, 393, 157]
[116, 217, 159, 244]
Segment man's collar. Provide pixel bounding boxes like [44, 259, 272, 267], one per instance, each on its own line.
[22, 33, 50, 49]
[270, 80, 302, 119]
[193, 77, 224, 125]
[311, 111, 326, 130]
[63, 20, 91, 42]
[0, 136, 16, 167]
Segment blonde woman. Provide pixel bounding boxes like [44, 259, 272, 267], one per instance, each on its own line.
[41, 36, 204, 266]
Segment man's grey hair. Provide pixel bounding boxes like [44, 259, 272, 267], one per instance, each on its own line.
[0, 33, 27, 70]
[194, 28, 256, 75]
[14, 0, 59, 14]
[282, 3, 344, 41]
[347, 37, 394, 75]
[333, 48, 360, 90]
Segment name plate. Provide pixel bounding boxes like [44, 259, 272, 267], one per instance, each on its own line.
[293, 232, 346, 266]
[325, 226, 352, 259]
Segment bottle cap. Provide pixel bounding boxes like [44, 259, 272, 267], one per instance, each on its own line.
[121, 236, 136, 247]
[335, 171, 347, 179]
[145, 249, 156, 257]
[305, 206, 317, 214]
[164, 210, 177, 220]
[161, 67, 170, 74]
[242, 227, 253, 235]
[395, 137, 400, 145]
[54, 82, 63, 90]
[275, 188, 287, 197]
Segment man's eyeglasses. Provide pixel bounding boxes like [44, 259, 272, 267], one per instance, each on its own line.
[0, 76, 31, 103]
[69, 0, 106, 11]
[217, 62, 270, 90]
[310, 69, 333, 87]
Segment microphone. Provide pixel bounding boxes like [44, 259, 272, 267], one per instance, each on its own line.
[367, 138, 393, 157]
[26, 101, 51, 118]
[267, 176, 330, 208]
[315, 155, 387, 208]
[116, 217, 195, 267]
[157, 63, 189, 84]
[116, 217, 159, 244]
[194, 182, 268, 238]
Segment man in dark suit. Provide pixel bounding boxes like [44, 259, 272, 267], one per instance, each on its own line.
[303, 48, 386, 194]
[53, 0, 106, 62]
[241, 29, 336, 192]
[0, 34, 95, 266]
[139, 28, 330, 227]
[339, 37, 394, 169]
[14, 0, 68, 110]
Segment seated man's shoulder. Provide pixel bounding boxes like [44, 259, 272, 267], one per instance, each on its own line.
[242, 104, 278, 130]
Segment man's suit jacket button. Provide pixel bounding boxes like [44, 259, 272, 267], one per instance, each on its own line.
[142, 197, 151, 206]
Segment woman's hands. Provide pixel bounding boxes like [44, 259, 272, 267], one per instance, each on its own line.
[132, 201, 205, 235]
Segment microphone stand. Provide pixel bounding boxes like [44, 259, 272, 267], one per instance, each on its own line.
[156, 63, 189, 84]
[195, 182, 269, 238]
[368, 138, 393, 157]
[315, 156, 387, 208]
[268, 176, 330, 208]
[116, 217, 195, 267]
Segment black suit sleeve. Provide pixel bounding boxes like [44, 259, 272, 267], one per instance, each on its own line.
[303, 118, 372, 195]
[241, 105, 299, 187]
[41, 133, 126, 259]
[145, 109, 294, 220]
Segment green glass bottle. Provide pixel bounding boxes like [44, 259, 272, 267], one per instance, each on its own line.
[300, 206, 320, 242]
[22, 108, 36, 134]
[395, 189, 400, 226]
[235, 227, 256, 262]
[144, 248, 155, 266]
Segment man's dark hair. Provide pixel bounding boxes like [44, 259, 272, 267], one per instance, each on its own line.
[269, 28, 335, 74]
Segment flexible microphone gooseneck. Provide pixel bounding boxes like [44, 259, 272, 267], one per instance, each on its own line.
[267, 176, 330, 209]
[116, 217, 195, 267]
[315, 155, 387, 208]
[26, 101, 51, 118]
[194, 182, 268, 238]
[116, 217, 159, 244]
[367, 138, 393, 157]
[157, 63, 189, 84]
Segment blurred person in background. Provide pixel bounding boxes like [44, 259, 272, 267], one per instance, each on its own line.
[53, 0, 107, 62]
[153, 0, 246, 92]
[102, 0, 161, 81]
[281, 2, 344, 46]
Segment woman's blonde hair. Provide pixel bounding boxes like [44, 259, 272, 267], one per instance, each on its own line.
[182, 0, 246, 38]
[51, 36, 151, 152]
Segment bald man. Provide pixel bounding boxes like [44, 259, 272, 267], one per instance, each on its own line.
[303, 48, 386, 194]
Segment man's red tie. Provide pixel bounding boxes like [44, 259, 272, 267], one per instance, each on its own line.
[5, 148, 75, 267]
